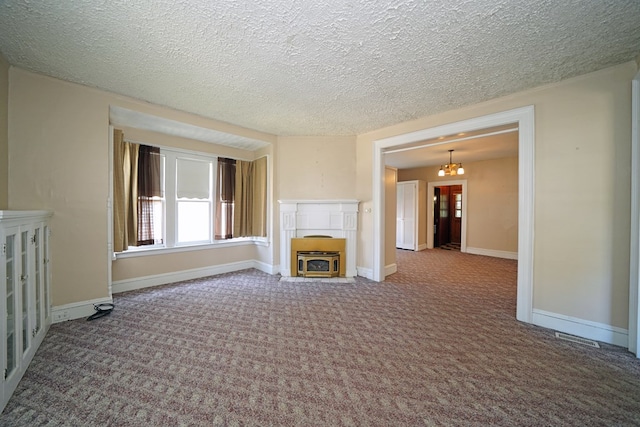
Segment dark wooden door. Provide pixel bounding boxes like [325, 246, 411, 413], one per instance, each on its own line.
[435, 186, 450, 246]
[433, 187, 441, 247]
[450, 185, 462, 244]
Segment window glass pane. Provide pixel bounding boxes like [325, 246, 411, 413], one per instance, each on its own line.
[152, 198, 164, 244]
[6, 234, 16, 375]
[177, 201, 210, 243]
[22, 231, 29, 354]
[455, 193, 462, 217]
[440, 195, 448, 218]
[158, 154, 166, 197]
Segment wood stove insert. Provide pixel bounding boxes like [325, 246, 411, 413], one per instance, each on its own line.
[290, 236, 346, 277]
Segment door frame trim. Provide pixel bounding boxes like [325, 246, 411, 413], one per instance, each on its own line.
[629, 69, 640, 356]
[373, 105, 534, 323]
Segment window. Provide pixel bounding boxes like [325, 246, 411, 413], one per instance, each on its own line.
[455, 193, 462, 218]
[164, 151, 216, 247]
[175, 155, 214, 244]
[112, 128, 268, 254]
[439, 193, 448, 219]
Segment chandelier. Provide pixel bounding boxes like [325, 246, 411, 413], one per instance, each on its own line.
[438, 149, 465, 176]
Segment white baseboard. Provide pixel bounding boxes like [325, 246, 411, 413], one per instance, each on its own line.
[416, 243, 427, 251]
[357, 266, 374, 280]
[112, 260, 276, 294]
[52, 296, 114, 323]
[55, 261, 278, 322]
[253, 260, 278, 275]
[465, 247, 518, 260]
[532, 309, 628, 347]
[385, 263, 397, 276]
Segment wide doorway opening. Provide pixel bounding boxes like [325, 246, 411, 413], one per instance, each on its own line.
[373, 106, 535, 323]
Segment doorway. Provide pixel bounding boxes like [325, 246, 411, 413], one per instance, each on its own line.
[372, 106, 535, 323]
[434, 185, 462, 250]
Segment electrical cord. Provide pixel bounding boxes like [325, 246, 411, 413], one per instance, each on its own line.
[86, 303, 115, 321]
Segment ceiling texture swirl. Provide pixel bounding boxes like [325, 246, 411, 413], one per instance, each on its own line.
[0, 0, 639, 137]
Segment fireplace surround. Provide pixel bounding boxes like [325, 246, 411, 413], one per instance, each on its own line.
[279, 200, 359, 277]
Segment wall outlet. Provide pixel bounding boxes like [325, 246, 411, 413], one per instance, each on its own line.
[53, 310, 69, 322]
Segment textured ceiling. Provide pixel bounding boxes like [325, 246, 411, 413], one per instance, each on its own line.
[0, 1, 639, 137]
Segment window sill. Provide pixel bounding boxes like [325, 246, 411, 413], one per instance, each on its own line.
[113, 237, 269, 260]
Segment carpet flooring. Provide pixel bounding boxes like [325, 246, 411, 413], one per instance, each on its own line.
[1, 249, 640, 426]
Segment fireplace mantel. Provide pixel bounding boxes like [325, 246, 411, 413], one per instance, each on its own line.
[279, 200, 359, 277]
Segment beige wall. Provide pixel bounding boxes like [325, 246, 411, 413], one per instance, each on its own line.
[112, 244, 260, 280]
[0, 54, 8, 209]
[276, 135, 356, 200]
[356, 134, 375, 269]
[255, 144, 277, 268]
[8, 68, 276, 306]
[398, 157, 519, 253]
[275, 135, 357, 272]
[358, 61, 637, 329]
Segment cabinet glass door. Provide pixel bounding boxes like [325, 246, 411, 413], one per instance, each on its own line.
[5, 233, 17, 380]
[34, 227, 42, 335]
[44, 225, 50, 321]
[20, 231, 30, 357]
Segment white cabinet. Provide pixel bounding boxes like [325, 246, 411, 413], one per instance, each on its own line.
[396, 180, 426, 251]
[1, 211, 52, 413]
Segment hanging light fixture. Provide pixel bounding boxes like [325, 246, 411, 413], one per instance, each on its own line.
[438, 149, 465, 176]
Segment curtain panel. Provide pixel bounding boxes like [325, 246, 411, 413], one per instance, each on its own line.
[137, 145, 161, 246]
[113, 129, 140, 252]
[250, 156, 267, 237]
[233, 156, 267, 238]
[138, 145, 161, 197]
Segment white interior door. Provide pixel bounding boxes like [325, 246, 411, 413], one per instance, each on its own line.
[396, 183, 404, 248]
[396, 182, 417, 250]
[402, 183, 416, 250]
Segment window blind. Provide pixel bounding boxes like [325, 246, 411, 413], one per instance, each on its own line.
[176, 157, 211, 199]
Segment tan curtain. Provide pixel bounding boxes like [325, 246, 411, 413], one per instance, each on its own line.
[126, 142, 139, 247]
[113, 129, 126, 252]
[251, 156, 267, 237]
[233, 157, 267, 237]
[233, 160, 252, 237]
[112, 129, 139, 252]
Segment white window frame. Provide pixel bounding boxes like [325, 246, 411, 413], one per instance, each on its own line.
[172, 151, 215, 247]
